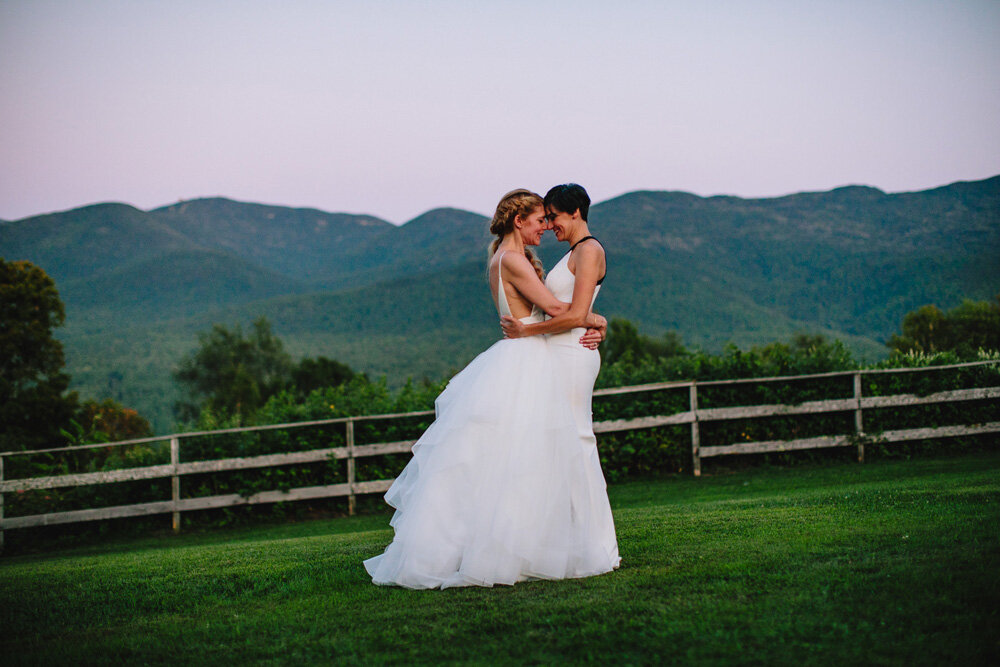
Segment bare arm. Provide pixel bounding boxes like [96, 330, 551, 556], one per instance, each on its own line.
[500, 253, 569, 317]
[502, 242, 605, 337]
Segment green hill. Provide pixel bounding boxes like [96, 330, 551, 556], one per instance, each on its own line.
[328, 208, 494, 288]
[587, 180, 999, 339]
[4, 176, 998, 432]
[0, 203, 199, 283]
[152, 198, 392, 284]
[61, 248, 307, 326]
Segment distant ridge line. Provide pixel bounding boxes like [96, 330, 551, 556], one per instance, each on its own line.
[7, 174, 998, 225]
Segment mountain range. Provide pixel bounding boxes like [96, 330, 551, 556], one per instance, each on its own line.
[3, 176, 998, 432]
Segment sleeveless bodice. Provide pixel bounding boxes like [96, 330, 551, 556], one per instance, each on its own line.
[545, 252, 601, 347]
[545, 252, 602, 304]
[496, 252, 544, 324]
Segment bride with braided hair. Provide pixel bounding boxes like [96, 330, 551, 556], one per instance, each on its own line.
[363, 188, 620, 589]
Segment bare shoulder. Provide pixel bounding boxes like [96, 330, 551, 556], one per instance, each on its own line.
[499, 251, 535, 276]
[573, 238, 606, 263]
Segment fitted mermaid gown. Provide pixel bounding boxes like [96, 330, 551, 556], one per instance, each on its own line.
[363, 253, 620, 589]
[543, 249, 620, 571]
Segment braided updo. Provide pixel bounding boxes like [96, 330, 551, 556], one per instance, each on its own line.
[488, 188, 545, 280]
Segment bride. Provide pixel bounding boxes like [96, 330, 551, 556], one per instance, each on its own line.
[500, 183, 619, 571]
[363, 188, 620, 589]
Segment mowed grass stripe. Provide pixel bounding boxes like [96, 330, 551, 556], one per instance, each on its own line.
[2, 453, 998, 666]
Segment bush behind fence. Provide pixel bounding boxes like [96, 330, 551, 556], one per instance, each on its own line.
[3, 354, 999, 548]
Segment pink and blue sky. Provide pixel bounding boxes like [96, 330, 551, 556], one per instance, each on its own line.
[2, 0, 998, 223]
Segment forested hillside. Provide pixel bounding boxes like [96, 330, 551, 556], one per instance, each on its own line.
[2, 176, 997, 431]
[152, 199, 392, 285]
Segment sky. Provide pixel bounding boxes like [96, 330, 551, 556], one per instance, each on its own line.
[1, 0, 998, 224]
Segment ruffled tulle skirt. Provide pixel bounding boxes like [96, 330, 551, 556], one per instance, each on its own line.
[363, 334, 620, 589]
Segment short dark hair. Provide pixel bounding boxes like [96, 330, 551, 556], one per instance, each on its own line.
[544, 183, 590, 221]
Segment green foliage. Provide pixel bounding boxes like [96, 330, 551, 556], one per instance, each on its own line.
[6, 398, 157, 520]
[859, 349, 1000, 460]
[125, 375, 446, 523]
[290, 356, 355, 397]
[600, 318, 686, 366]
[593, 331, 861, 480]
[173, 318, 361, 427]
[591, 325, 999, 481]
[3, 455, 998, 665]
[257, 374, 446, 424]
[888, 295, 1000, 356]
[5, 373, 448, 530]
[63, 249, 307, 322]
[0, 258, 78, 451]
[173, 317, 294, 422]
[597, 330, 857, 389]
[9, 305, 999, 538]
[75, 398, 153, 443]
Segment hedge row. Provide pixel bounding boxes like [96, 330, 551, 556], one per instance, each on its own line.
[5, 349, 999, 537]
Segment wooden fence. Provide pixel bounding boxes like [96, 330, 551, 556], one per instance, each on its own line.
[1, 360, 998, 552]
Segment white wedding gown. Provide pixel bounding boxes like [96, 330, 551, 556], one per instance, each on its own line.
[363, 252, 620, 589]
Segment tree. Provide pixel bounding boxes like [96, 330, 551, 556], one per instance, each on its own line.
[601, 318, 686, 366]
[887, 304, 948, 353]
[174, 317, 293, 421]
[0, 259, 78, 451]
[754, 333, 855, 375]
[291, 356, 355, 397]
[888, 296, 1000, 356]
[947, 298, 1000, 352]
[75, 398, 153, 443]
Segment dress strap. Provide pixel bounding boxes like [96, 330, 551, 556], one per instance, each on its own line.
[495, 252, 513, 318]
[569, 236, 607, 285]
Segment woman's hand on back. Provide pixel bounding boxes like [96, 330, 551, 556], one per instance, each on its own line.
[579, 328, 603, 349]
[585, 313, 607, 333]
[501, 316, 527, 339]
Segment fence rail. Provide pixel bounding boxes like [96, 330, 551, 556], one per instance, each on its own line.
[2, 360, 998, 551]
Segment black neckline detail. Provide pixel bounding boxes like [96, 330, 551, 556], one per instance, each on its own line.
[568, 236, 606, 285]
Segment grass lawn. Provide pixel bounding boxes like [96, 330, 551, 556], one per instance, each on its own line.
[2, 453, 998, 665]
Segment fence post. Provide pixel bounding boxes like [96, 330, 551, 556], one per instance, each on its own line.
[690, 382, 701, 477]
[854, 372, 865, 463]
[0, 454, 5, 554]
[170, 438, 181, 533]
[346, 420, 356, 516]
